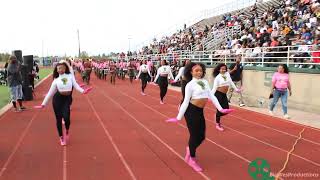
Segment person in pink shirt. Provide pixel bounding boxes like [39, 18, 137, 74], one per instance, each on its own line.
[269, 64, 292, 119]
[135, 61, 141, 79]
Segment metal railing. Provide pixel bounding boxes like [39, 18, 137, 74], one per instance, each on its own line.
[111, 45, 320, 69]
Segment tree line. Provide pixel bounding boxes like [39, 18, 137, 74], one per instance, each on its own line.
[0, 53, 11, 62]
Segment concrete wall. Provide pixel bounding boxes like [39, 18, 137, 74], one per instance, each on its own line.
[205, 68, 320, 113]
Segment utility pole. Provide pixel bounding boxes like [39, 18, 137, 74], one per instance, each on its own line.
[77, 29, 81, 58]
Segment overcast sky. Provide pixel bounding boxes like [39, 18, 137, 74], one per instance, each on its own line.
[0, 0, 243, 57]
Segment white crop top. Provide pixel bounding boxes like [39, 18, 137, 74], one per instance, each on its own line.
[41, 73, 84, 106]
[154, 65, 174, 82]
[176, 78, 223, 120]
[174, 67, 185, 82]
[211, 72, 238, 94]
[137, 64, 151, 77]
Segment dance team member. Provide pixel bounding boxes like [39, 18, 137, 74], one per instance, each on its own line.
[153, 60, 174, 104]
[212, 64, 241, 131]
[166, 62, 234, 171]
[136, 60, 151, 95]
[34, 61, 92, 146]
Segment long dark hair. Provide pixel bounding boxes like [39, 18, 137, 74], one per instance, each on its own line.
[279, 64, 289, 74]
[140, 60, 146, 65]
[161, 60, 168, 66]
[184, 62, 206, 82]
[213, 63, 228, 77]
[182, 60, 189, 67]
[53, 62, 71, 79]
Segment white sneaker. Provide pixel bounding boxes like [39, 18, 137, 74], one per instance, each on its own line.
[284, 114, 290, 119]
[294, 65, 299, 68]
[239, 103, 246, 107]
[269, 110, 274, 116]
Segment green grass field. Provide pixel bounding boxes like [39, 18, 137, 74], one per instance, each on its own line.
[0, 68, 52, 109]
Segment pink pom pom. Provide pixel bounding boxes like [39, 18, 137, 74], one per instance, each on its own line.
[84, 87, 93, 94]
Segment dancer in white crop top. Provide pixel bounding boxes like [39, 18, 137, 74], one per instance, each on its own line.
[212, 64, 241, 131]
[34, 61, 92, 146]
[136, 60, 152, 95]
[153, 60, 174, 104]
[166, 62, 234, 172]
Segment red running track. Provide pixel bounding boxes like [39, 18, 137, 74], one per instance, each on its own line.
[0, 74, 319, 180]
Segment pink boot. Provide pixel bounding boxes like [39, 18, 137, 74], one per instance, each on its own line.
[188, 157, 203, 172]
[60, 137, 66, 146]
[216, 124, 224, 131]
[220, 109, 234, 114]
[185, 147, 190, 162]
[166, 118, 179, 123]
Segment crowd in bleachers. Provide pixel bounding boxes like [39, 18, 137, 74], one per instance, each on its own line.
[120, 0, 320, 69]
[219, 0, 320, 68]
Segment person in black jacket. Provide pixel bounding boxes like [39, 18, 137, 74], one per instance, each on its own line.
[227, 56, 245, 107]
[6, 55, 26, 112]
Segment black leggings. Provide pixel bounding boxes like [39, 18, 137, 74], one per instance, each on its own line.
[158, 76, 168, 101]
[184, 103, 206, 157]
[215, 91, 229, 124]
[180, 80, 187, 104]
[129, 76, 134, 83]
[52, 92, 72, 137]
[140, 73, 149, 92]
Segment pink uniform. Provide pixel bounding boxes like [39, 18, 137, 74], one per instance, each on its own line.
[272, 72, 290, 89]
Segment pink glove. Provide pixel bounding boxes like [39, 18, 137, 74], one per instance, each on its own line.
[83, 87, 93, 94]
[166, 118, 179, 123]
[79, 83, 86, 88]
[236, 86, 244, 93]
[34, 105, 45, 109]
[220, 109, 235, 114]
